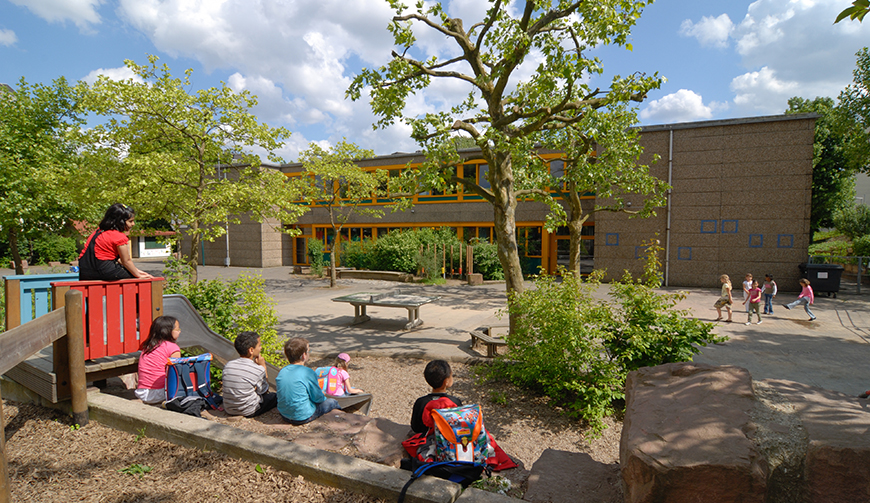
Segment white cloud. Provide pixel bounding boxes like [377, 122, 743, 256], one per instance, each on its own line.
[9, 0, 103, 31]
[81, 66, 142, 84]
[679, 14, 734, 48]
[0, 29, 17, 47]
[730, 66, 799, 112]
[639, 89, 717, 123]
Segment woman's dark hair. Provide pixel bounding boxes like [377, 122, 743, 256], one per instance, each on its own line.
[141, 316, 179, 354]
[99, 203, 135, 232]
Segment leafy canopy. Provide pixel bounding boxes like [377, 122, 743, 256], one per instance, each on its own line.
[79, 55, 304, 272]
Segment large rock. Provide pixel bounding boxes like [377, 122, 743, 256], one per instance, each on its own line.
[620, 362, 767, 503]
[524, 449, 620, 503]
[762, 379, 870, 503]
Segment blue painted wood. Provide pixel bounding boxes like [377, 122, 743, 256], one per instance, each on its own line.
[3, 273, 79, 324]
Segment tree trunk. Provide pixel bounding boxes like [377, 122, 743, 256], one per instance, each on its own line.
[8, 227, 23, 275]
[188, 223, 200, 284]
[329, 249, 337, 287]
[567, 211, 590, 278]
[490, 152, 524, 335]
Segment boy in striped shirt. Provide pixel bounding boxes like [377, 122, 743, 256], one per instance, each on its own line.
[222, 331, 278, 417]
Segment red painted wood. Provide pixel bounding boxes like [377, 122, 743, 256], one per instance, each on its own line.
[105, 283, 123, 356]
[86, 284, 107, 359]
[122, 282, 139, 352]
[138, 282, 153, 344]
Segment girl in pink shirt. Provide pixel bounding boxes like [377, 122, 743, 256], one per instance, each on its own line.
[784, 278, 816, 321]
[135, 316, 182, 404]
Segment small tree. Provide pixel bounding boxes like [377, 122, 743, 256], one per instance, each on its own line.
[294, 141, 387, 287]
[80, 55, 304, 281]
[0, 78, 85, 274]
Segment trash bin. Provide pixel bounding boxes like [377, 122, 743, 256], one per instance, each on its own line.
[799, 263, 844, 297]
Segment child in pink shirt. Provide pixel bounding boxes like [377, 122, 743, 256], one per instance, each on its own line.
[135, 316, 182, 404]
[329, 353, 364, 396]
[784, 278, 816, 321]
[743, 280, 763, 325]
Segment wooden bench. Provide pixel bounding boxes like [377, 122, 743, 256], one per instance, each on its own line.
[337, 270, 413, 282]
[470, 326, 508, 358]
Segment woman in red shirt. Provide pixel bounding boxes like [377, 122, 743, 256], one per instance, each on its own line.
[78, 203, 153, 281]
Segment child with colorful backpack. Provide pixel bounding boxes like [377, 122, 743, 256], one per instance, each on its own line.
[320, 353, 364, 396]
[409, 360, 463, 435]
[135, 316, 181, 404]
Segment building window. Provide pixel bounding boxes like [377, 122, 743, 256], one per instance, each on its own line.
[478, 164, 490, 189]
[749, 234, 763, 248]
[295, 237, 307, 264]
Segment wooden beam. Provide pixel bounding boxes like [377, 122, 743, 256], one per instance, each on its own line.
[65, 290, 88, 427]
[4, 278, 19, 332]
[0, 386, 12, 503]
[0, 309, 66, 376]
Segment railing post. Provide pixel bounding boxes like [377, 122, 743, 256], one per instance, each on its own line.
[3, 278, 19, 332]
[859, 257, 864, 295]
[52, 284, 72, 401]
[0, 385, 11, 503]
[65, 289, 88, 427]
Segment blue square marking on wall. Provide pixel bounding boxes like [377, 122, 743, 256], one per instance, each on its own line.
[721, 220, 739, 234]
[605, 233, 619, 246]
[677, 247, 692, 260]
[749, 234, 763, 248]
[635, 246, 648, 259]
[778, 234, 794, 248]
[701, 220, 717, 233]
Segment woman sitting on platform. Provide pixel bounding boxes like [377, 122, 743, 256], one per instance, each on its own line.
[78, 203, 153, 281]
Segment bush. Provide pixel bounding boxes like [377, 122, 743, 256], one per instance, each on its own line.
[853, 235, 870, 257]
[489, 242, 723, 431]
[369, 230, 420, 273]
[341, 239, 373, 270]
[307, 239, 325, 277]
[470, 239, 504, 280]
[31, 235, 78, 264]
[834, 205, 870, 241]
[164, 263, 284, 366]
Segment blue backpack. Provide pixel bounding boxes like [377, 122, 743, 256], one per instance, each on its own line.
[165, 353, 223, 410]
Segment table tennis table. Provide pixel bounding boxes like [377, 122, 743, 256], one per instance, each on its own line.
[331, 291, 439, 330]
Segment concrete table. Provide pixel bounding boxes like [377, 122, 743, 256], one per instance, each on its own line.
[331, 291, 439, 330]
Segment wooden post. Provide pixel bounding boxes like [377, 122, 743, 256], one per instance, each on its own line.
[450, 245, 454, 277]
[151, 279, 164, 320]
[4, 278, 19, 332]
[467, 245, 474, 275]
[0, 385, 11, 503]
[65, 290, 88, 427]
[52, 285, 71, 401]
[442, 246, 446, 278]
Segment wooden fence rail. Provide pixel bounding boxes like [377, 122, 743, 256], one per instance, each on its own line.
[3, 273, 78, 331]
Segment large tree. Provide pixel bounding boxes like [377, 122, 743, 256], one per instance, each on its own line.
[80, 56, 304, 279]
[294, 141, 386, 287]
[349, 0, 661, 302]
[0, 78, 84, 274]
[838, 47, 870, 174]
[786, 96, 856, 234]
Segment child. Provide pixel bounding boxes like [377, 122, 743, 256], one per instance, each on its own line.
[742, 273, 753, 313]
[744, 280, 763, 325]
[327, 353, 364, 396]
[222, 331, 278, 417]
[784, 278, 816, 321]
[276, 337, 341, 425]
[135, 316, 181, 404]
[762, 274, 778, 315]
[410, 360, 463, 435]
[714, 274, 733, 322]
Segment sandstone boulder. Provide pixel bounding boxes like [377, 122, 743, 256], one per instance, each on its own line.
[524, 449, 620, 503]
[620, 362, 767, 503]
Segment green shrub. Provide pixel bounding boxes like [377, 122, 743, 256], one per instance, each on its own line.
[369, 230, 419, 273]
[490, 242, 723, 432]
[164, 266, 284, 366]
[307, 239, 325, 276]
[470, 239, 504, 280]
[341, 239, 374, 270]
[834, 205, 870, 241]
[31, 235, 78, 264]
[853, 235, 870, 257]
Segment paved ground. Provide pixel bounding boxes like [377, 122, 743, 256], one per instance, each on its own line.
[7, 261, 870, 396]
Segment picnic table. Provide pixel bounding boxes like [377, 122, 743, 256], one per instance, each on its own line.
[331, 291, 439, 330]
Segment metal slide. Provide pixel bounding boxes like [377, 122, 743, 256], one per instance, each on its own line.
[161, 294, 373, 415]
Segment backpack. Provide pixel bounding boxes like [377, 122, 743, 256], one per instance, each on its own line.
[314, 366, 343, 395]
[397, 458, 488, 503]
[431, 404, 494, 464]
[165, 353, 223, 410]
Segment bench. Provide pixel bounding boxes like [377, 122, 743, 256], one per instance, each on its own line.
[331, 291, 439, 330]
[337, 270, 413, 282]
[470, 326, 508, 358]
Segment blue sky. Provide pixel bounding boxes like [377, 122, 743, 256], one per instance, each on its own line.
[2, 0, 869, 161]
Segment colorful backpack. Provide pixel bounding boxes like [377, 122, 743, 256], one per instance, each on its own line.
[431, 404, 494, 464]
[314, 366, 343, 395]
[165, 353, 223, 410]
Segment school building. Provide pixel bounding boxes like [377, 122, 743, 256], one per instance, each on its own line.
[191, 113, 816, 291]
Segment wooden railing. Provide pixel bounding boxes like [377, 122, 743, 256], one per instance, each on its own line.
[51, 278, 164, 360]
[3, 273, 78, 331]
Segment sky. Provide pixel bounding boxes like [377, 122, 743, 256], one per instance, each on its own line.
[2, 0, 869, 162]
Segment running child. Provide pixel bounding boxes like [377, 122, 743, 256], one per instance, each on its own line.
[784, 278, 816, 321]
[714, 274, 733, 322]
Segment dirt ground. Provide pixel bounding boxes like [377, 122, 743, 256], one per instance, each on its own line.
[4, 356, 623, 501]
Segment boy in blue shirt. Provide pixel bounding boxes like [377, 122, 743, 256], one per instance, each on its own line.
[276, 337, 340, 424]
